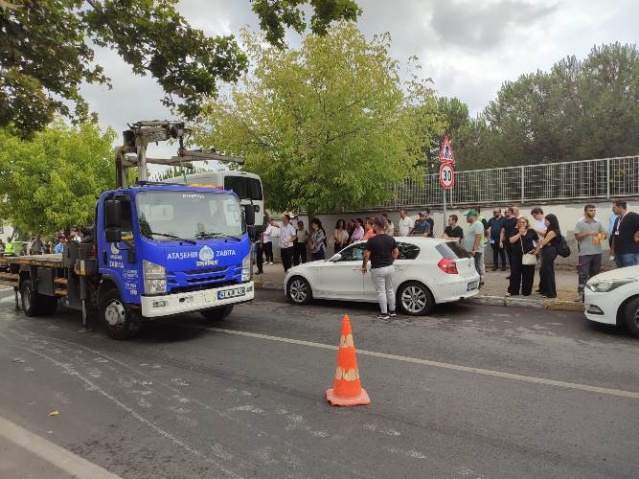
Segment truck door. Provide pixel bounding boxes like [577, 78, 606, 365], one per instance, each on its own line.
[100, 195, 140, 302]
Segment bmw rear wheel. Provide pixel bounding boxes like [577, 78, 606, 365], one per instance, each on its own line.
[397, 281, 434, 316]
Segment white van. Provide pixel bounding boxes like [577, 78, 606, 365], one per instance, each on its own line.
[164, 171, 265, 232]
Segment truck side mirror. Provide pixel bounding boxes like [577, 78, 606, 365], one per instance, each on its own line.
[105, 199, 122, 228]
[243, 204, 255, 226]
[105, 228, 122, 243]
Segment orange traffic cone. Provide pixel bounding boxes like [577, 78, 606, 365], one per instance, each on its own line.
[326, 315, 370, 407]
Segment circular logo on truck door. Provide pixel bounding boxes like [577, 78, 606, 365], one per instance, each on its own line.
[199, 245, 214, 262]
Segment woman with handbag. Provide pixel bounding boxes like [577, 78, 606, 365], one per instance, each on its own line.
[535, 214, 562, 298]
[506, 216, 539, 296]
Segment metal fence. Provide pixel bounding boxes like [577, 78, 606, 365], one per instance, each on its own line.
[377, 155, 639, 209]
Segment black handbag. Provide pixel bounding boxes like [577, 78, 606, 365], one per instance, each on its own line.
[557, 235, 571, 258]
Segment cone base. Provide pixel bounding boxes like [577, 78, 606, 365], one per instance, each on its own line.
[325, 387, 370, 407]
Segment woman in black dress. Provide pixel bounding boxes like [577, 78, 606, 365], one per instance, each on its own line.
[535, 214, 561, 298]
[506, 216, 539, 296]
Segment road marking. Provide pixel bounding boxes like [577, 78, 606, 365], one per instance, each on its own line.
[0, 415, 122, 479]
[0, 296, 16, 304]
[212, 328, 639, 400]
[10, 343, 244, 479]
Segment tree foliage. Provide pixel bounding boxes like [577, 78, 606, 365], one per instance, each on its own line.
[194, 23, 439, 213]
[0, 0, 360, 138]
[463, 43, 639, 167]
[0, 122, 116, 234]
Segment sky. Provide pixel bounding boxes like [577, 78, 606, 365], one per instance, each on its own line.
[81, 0, 639, 158]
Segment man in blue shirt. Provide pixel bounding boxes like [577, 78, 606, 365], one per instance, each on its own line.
[487, 208, 506, 271]
[54, 235, 67, 254]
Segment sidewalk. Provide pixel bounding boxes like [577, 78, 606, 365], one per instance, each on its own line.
[253, 261, 585, 312]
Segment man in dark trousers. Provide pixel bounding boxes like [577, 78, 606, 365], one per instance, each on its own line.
[610, 200, 639, 267]
[362, 219, 399, 320]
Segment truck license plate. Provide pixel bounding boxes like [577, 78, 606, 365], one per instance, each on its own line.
[467, 281, 479, 291]
[218, 287, 246, 300]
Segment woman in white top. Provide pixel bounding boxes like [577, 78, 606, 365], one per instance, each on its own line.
[333, 219, 349, 254]
[263, 218, 276, 264]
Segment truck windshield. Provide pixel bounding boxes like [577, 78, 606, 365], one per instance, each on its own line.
[136, 191, 245, 242]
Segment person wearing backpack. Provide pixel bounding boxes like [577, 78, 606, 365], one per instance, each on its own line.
[534, 213, 562, 299]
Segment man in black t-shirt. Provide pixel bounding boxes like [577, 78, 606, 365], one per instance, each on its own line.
[362, 219, 399, 320]
[500, 207, 518, 272]
[442, 214, 464, 241]
[610, 200, 639, 267]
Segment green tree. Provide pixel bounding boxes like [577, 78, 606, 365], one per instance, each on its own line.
[0, 0, 360, 138]
[480, 42, 639, 167]
[0, 122, 116, 234]
[194, 23, 438, 213]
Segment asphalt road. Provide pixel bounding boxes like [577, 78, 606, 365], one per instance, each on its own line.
[0, 287, 638, 479]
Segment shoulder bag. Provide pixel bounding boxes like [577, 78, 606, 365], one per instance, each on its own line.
[521, 235, 538, 266]
[557, 234, 571, 258]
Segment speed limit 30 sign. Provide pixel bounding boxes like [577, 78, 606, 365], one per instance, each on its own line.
[439, 163, 454, 189]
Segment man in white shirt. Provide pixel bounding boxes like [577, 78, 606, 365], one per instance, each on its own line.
[279, 214, 297, 272]
[531, 207, 546, 237]
[397, 209, 414, 237]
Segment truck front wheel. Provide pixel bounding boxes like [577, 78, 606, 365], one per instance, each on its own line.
[99, 288, 138, 340]
[201, 304, 234, 322]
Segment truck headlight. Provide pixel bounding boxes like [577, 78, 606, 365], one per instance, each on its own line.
[242, 253, 251, 281]
[586, 278, 636, 292]
[143, 260, 166, 294]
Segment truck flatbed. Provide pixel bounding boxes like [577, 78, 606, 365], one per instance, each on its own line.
[0, 253, 63, 269]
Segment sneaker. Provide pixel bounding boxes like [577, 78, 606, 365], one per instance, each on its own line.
[573, 294, 583, 302]
[376, 313, 390, 320]
[269, 261, 274, 265]
[389, 311, 397, 317]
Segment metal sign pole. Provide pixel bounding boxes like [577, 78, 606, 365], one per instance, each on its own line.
[442, 187, 447, 234]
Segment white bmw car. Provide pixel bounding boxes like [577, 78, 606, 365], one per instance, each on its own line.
[283, 237, 480, 316]
[584, 265, 639, 337]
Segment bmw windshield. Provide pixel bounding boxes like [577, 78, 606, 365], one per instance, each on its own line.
[136, 190, 245, 242]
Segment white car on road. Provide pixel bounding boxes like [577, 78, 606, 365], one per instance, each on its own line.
[284, 237, 480, 315]
[584, 265, 639, 337]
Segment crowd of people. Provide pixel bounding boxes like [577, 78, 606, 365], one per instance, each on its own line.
[255, 200, 639, 317]
[0, 227, 85, 257]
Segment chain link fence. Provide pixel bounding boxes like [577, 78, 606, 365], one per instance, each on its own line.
[376, 155, 639, 209]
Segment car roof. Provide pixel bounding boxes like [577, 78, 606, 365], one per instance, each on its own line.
[353, 237, 450, 246]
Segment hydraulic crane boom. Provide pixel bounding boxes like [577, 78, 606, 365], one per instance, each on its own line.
[115, 120, 244, 188]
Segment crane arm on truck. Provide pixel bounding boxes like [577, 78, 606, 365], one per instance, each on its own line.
[115, 120, 245, 188]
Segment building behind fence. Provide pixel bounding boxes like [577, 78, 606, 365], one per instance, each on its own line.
[377, 155, 639, 209]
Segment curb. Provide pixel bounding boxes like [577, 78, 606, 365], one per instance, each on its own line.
[468, 295, 584, 312]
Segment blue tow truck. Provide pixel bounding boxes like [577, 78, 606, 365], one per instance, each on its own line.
[0, 121, 256, 339]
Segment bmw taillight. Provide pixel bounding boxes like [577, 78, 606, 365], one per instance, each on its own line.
[438, 258, 458, 274]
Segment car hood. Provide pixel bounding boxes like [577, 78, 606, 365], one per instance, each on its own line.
[589, 265, 639, 282]
[285, 259, 328, 275]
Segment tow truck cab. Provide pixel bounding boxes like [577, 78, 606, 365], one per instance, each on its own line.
[98, 184, 255, 321]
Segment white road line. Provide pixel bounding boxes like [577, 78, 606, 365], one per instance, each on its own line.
[0, 415, 122, 479]
[212, 328, 639, 400]
[0, 295, 16, 304]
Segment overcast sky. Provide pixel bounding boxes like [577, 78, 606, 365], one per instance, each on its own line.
[81, 0, 639, 155]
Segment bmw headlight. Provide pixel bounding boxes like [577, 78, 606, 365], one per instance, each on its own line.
[586, 278, 636, 292]
[143, 260, 166, 294]
[242, 253, 251, 281]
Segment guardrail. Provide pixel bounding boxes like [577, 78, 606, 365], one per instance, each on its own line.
[376, 155, 639, 208]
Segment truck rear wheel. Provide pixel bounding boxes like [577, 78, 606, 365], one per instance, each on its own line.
[201, 304, 234, 322]
[99, 288, 138, 340]
[20, 279, 41, 317]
